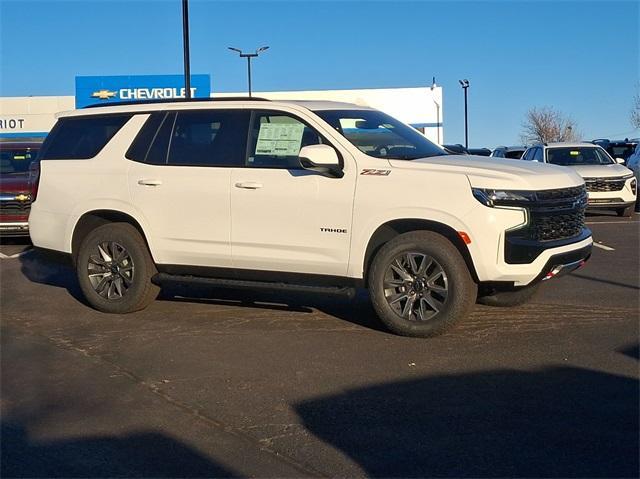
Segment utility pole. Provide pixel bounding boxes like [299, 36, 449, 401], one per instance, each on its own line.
[182, 0, 191, 98]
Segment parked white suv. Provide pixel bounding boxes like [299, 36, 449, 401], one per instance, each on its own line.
[521, 142, 637, 217]
[29, 99, 593, 337]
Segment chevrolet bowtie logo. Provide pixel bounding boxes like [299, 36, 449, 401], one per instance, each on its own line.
[15, 194, 29, 202]
[91, 89, 117, 100]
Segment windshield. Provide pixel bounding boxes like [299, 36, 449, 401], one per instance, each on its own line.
[0, 146, 40, 174]
[546, 147, 614, 166]
[314, 109, 446, 160]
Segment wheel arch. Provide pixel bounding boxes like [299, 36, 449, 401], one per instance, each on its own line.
[362, 218, 479, 285]
[71, 210, 152, 263]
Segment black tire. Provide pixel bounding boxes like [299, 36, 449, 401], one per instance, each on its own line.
[368, 231, 477, 337]
[76, 222, 160, 313]
[616, 206, 633, 217]
[477, 283, 540, 307]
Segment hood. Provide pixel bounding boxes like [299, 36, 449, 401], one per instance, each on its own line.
[568, 163, 632, 179]
[390, 155, 585, 190]
[0, 172, 30, 194]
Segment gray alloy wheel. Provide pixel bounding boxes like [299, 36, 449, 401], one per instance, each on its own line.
[76, 222, 159, 314]
[383, 252, 449, 321]
[368, 231, 477, 337]
[87, 241, 135, 300]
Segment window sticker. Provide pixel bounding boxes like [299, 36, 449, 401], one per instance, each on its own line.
[255, 122, 304, 156]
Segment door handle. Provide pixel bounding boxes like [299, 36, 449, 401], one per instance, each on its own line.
[234, 181, 263, 189]
[137, 179, 163, 187]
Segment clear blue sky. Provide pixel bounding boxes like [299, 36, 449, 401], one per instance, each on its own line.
[1, 0, 638, 146]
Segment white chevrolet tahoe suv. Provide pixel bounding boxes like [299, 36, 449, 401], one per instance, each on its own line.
[29, 98, 593, 337]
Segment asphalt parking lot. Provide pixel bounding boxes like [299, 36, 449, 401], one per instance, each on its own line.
[1, 212, 638, 477]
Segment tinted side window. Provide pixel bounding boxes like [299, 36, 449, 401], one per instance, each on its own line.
[533, 148, 543, 162]
[247, 111, 323, 169]
[125, 113, 166, 163]
[167, 110, 250, 167]
[39, 114, 132, 160]
[522, 148, 533, 161]
[146, 113, 175, 165]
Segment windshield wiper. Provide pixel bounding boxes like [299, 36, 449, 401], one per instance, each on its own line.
[387, 153, 444, 160]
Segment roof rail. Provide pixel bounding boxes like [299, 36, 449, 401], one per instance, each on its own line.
[82, 96, 270, 109]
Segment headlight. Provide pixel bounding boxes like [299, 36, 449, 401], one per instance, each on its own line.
[472, 188, 536, 207]
[622, 173, 634, 180]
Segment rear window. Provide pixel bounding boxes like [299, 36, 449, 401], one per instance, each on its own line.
[505, 150, 524, 159]
[39, 114, 132, 160]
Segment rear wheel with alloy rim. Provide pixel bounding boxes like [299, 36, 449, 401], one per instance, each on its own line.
[369, 231, 477, 337]
[76, 223, 160, 313]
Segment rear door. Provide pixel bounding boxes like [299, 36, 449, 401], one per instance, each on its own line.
[230, 109, 356, 277]
[127, 109, 250, 267]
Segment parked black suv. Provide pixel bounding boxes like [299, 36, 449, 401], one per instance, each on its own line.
[591, 139, 638, 166]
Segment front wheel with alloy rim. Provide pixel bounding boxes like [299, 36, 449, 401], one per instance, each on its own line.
[368, 231, 477, 337]
[76, 222, 160, 314]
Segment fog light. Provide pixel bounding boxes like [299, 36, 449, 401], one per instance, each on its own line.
[631, 178, 637, 196]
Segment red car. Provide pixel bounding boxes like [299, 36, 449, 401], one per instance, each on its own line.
[0, 141, 42, 236]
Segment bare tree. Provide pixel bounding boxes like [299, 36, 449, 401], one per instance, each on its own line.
[631, 91, 640, 130]
[520, 107, 580, 144]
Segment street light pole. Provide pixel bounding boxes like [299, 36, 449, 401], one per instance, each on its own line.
[459, 79, 470, 149]
[247, 55, 252, 97]
[228, 46, 269, 97]
[430, 77, 441, 145]
[458, 78, 469, 149]
[181, 0, 191, 99]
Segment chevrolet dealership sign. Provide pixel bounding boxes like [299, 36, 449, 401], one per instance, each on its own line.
[75, 74, 211, 108]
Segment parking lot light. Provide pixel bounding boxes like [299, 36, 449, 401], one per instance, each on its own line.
[227, 46, 270, 97]
[459, 79, 470, 149]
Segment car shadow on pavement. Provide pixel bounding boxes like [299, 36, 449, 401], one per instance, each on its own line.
[159, 283, 388, 333]
[1, 421, 237, 478]
[295, 364, 639, 478]
[19, 248, 87, 304]
[19, 250, 388, 333]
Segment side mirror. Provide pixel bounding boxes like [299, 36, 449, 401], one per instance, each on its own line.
[615, 157, 625, 164]
[299, 144, 343, 178]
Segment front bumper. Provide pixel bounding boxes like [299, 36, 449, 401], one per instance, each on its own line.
[0, 221, 29, 236]
[532, 244, 592, 283]
[505, 227, 591, 264]
[587, 199, 635, 210]
[586, 178, 636, 209]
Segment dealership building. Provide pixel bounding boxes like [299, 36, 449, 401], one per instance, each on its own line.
[0, 74, 444, 144]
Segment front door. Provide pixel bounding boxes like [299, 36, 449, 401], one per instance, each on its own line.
[230, 110, 356, 277]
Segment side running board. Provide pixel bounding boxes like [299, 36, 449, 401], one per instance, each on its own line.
[153, 273, 357, 299]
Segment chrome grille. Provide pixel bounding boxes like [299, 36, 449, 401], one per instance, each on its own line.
[0, 199, 31, 216]
[584, 177, 625, 192]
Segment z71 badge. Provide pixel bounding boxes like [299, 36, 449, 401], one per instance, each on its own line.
[360, 169, 391, 176]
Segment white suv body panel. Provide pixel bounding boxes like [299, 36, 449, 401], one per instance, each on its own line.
[30, 115, 152, 254]
[30, 100, 593, 289]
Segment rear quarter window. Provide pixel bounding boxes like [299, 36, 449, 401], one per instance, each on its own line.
[39, 114, 132, 160]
